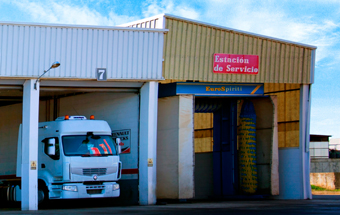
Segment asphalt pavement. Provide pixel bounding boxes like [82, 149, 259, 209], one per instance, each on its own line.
[0, 196, 339, 214]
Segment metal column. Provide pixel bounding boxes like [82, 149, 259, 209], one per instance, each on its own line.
[21, 79, 40, 210]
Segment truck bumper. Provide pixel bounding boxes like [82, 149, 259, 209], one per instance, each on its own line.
[59, 182, 120, 199]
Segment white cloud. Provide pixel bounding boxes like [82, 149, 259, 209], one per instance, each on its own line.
[11, 0, 139, 26]
[199, 1, 340, 63]
[142, 0, 200, 20]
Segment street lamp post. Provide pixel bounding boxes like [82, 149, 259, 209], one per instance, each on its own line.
[34, 61, 60, 90]
[22, 61, 60, 210]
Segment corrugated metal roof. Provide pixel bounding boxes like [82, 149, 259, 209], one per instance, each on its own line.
[0, 23, 167, 80]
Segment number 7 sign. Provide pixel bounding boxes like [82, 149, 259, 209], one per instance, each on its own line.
[96, 68, 107, 81]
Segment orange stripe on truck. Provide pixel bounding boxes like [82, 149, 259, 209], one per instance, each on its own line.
[103, 139, 113, 154]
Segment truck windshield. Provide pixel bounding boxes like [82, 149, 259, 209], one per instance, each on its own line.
[62, 135, 117, 156]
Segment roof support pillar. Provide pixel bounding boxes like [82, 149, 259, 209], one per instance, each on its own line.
[277, 84, 312, 199]
[301, 84, 312, 199]
[139, 82, 158, 205]
[21, 79, 40, 210]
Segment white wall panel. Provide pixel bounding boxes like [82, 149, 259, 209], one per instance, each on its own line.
[0, 23, 165, 80]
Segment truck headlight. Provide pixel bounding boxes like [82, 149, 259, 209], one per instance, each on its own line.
[63, 185, 78, 192]
[112, 184, 120, 191]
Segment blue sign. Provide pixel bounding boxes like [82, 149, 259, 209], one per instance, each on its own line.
[159, 83, 264, 97]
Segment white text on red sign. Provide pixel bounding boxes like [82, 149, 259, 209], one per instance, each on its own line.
[213, 54, 259, 74]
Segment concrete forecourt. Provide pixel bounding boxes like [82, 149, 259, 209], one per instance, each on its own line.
[0, 198, 340, 214]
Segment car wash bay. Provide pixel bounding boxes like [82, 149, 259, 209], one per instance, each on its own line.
[194, 97, 278, 198]
[157, 82, 279, 200]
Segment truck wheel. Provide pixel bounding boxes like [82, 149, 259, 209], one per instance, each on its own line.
[38, 185, 48, 206]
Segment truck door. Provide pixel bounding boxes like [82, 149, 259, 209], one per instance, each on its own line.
[39, 137, 63, 178]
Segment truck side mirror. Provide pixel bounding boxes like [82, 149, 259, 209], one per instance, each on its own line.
[116, 138, 122, 154]
[47, 138, 56, 156]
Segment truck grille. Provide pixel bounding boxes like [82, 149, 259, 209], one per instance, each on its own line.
[83, 168, 107, 176]
[86, 185, 105, 195]
[87, 189, 103, 195]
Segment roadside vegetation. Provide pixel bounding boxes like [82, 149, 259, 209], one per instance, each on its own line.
[311, 185, 340, 192]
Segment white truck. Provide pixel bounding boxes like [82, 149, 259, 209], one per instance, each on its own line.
[2, 115, 122, 203]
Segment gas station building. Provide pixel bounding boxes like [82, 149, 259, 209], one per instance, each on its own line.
[0, 13, 316, 210]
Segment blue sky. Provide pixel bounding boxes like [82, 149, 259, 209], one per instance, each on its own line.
[0, 0, 339, 137]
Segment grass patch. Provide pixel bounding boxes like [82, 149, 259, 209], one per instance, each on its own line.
[311, 185, 326, 191]
[311, 185, 340, 192]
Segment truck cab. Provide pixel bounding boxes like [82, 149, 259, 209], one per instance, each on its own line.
[17, 115, 122, 202]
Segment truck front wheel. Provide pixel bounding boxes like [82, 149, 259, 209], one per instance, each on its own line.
[38, 183, 49, 206]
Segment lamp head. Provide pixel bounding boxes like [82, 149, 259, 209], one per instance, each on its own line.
[51, 61, 60, 69]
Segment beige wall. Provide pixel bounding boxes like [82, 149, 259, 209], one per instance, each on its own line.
[0, 100, 48, 175]
[194, 113, 213, 153]
[250, 97, 279, 195]
[310, 173, 340, 190]
[264, 83, 300, 148]
[157, 95, 194, 199]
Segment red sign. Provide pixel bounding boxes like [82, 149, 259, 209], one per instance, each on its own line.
[213, 54, 259, 74]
